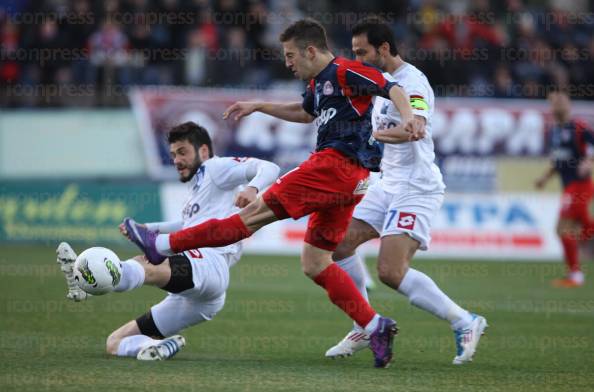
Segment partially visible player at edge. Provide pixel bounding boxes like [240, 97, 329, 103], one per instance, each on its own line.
[57, 122, 280, 360]
[324, 16, 487, 365]
[536, 90, 594, 287]
[123, 18, 423, 368]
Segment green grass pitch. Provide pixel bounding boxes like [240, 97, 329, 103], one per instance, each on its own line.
[1, 244, 593, 391]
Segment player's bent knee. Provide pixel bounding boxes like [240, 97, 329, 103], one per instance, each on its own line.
[301, 262, 318, 279]
[377, 258, 409, 288]
[301, 258, 327, 279]
[106, 331, 121, 355]
[332, 241, 356, 262]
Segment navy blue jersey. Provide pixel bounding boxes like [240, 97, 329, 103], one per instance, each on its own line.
[549, 119, 594, 187]
[302, 57, 398, 171]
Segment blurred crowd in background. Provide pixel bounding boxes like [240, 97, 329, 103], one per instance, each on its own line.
[1, 0, 593, 107]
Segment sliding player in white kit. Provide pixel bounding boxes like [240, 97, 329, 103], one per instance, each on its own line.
[56, 121, 280, 361]
[325, 17, 487, 364]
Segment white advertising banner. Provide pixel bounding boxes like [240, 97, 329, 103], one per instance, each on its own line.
[131, 87, 594, 180]
[160, 185, 563, 261]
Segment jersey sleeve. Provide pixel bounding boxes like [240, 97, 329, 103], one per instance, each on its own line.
[580, 124, 594, 146]
[206, 157, 251, 190]
[302, 80, 315, 116]
[401, 76, 431, 119]
[338, 61, 398, 98]
[578, 121, 594, 157]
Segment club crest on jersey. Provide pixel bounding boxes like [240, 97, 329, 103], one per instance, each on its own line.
[323, 80, 334, 95]
[353, 177, 370, 195]
[397, 212, 416, 229]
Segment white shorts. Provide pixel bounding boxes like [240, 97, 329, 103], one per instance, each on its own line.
[151, 248, 232, 337]
[353, 182, 444, 250]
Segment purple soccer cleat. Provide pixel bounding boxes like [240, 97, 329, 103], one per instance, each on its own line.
[369, 317, 398, 368]
[123, 217, 166, 265]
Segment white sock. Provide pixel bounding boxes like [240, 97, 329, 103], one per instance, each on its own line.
[360, 258, 375, 288]
[336, 254, 369, 301]
[114, 259, 145, 292]
[398, 268, 473, 330]
[116, 335, 159, 357]
[569, 271, 584, 284]
[336, 254, 370, 332]
[363, 314, 380, 334]
[156, 234, 174, 256]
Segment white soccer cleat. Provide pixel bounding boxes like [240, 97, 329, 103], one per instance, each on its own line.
[56, 242, 90, 302]
[137, 335, 186, 361]
[325, 329, 370, 358]
[452, 314, 488, 365]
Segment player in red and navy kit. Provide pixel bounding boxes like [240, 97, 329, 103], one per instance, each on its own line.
[536, 90, 594, 287]
[124, 19, 421, 368]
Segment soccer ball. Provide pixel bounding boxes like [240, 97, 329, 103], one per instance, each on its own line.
[73, 247, 122, 295]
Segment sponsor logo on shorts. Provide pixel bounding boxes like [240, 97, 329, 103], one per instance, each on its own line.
[397, 212, 416, 229]
[187, 249, 203, 259]
[353, 177, 370, 195]
[276, 166, 300, 184]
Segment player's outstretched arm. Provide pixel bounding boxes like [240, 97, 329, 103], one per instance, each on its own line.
[224, 101, 314, 123]
[388, 85, 423, 136]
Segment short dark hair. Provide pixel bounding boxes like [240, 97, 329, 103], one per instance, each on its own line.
[167, 121, 213, 157]
[279, 18, 329, 51]
[352, 16, 398, 56]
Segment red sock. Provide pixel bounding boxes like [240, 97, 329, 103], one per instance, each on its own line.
[560, 234, 580, 273]
[170, 214, 251, 253]
[313, 263, 376, 328]
[580, 219, 594, 240]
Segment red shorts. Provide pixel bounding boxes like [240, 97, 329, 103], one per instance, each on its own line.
[560, 180, 594, 223]
[262, 148, 370, 251]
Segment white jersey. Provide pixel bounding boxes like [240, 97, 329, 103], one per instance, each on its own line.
[180, 156, 254, 262]
[372, 63, 445, 194]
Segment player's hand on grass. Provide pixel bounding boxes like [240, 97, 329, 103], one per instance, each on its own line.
[235, 186, 258, 208]
[223, 102, 259, 121]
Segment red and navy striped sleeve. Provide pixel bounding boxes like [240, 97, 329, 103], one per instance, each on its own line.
[302, 79, 315, 116]
[335, 58, 397, 98]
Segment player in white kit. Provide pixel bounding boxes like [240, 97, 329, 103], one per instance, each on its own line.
[56, 121, 280, 361]
[325, 17, 487, 365]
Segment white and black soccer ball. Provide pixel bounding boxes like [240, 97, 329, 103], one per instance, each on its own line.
[73, 247, 122, 295]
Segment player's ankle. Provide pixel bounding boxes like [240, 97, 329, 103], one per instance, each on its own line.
[363, 314, 380, 334]
[568, 270, 584, 284]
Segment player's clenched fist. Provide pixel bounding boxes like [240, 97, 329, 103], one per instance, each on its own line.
[223, 101, 260, 121]
[234, 186, 258, 208]
[404, 117, 426, 140]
